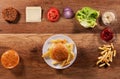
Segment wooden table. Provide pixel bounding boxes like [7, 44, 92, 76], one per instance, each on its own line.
[0, 0, 120, 79]
[0, 0, 120, 33]
[0, 34, 120, 79]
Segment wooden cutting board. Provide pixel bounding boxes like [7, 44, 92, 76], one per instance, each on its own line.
[0, 0, 120, 79]
[0, 0, 119, 33]
[0, 34, 120, 79]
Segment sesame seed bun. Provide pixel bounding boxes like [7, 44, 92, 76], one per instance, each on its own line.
[51, 43, 68, 61]
[1, 50, 19, 69]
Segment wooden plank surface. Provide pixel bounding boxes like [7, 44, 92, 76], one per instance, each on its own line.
[0, 0, 120, 33]
[0, 34, 120, 79]
[0, 0, 120, 79]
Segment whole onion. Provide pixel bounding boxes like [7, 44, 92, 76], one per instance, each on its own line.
[63, 7, 74, 19]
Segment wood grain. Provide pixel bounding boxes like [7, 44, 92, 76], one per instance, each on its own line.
[0, 0, 120, 79]
[0, 34, 120, 79]
[0, 0, 119, 33]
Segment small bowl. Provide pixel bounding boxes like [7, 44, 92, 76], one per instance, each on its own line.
[101, 10, 117, 26]
[100, 27, 116, 43]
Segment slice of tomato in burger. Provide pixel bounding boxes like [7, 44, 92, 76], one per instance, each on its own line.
[47, 7, 60, 22]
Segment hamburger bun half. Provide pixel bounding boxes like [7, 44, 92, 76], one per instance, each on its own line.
[1, 50, 20, 69]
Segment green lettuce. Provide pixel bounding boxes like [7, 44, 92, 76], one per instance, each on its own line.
[75, 7, 100, 28]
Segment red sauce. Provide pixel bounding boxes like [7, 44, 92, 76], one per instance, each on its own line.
[100, 28, 114, 42]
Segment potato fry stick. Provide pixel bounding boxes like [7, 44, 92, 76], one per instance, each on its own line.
[98, 47, 105, 50]
[61, 60, 67, 67]
[42, 51, 50, 58]
[103, 45, 111, 48]
[52, 61, 61, 65]
[99, 63, 105, 67]
[97, 43, 116, 67]
[96, 59, 102, 65]
[101, 50, 107, 55]
[98, 56, 103, 59]
[113, 50, 116, 57]
[111, 43, 114, 49]
[67, 53, 71, 62]
[106, 63, 110, 66]
[109, 51, 113, 62]
[51, 39, 67, 44]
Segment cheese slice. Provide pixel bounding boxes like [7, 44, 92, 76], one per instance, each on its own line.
[26, 7, 42, 22]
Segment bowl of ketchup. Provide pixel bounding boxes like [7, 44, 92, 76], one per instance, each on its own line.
[100, 27, 115, 42]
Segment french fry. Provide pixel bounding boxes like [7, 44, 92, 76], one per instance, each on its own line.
[98, 47, 104, 50]
[99, 63, 105, 67]
[109, 51, 113, 62]
[111, 43, 114, 49]
[42, 51, 50, 58]
[96, 43, 116, 67]
[101, 50, 107, 55]
[103, 45, 111, 48]
[52, 61, 61, 65]
[106, 63, 110, 66]
[113, 50, 116, 57]
[98, 56, 103, 59]
[96, 59, 102, 65]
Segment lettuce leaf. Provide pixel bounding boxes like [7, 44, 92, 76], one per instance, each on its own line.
[76, 7, 100, 28]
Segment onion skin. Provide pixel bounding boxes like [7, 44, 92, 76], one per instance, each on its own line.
[63, 7, 74, 19]
[64, 7, 73, 12]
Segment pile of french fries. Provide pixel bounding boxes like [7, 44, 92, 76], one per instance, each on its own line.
[96, 43, 116, 67]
